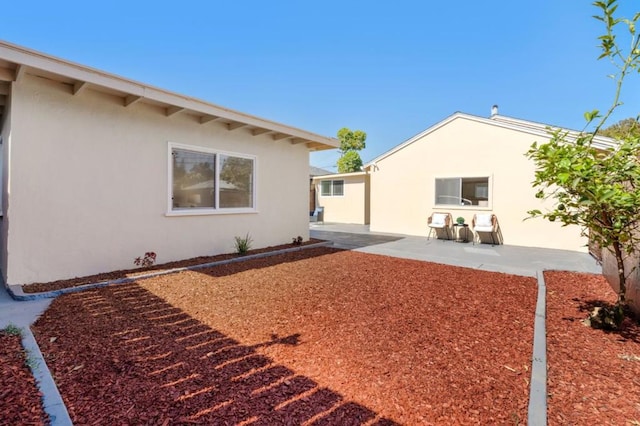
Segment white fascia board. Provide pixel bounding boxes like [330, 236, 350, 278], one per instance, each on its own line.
[311, 171, 368, 181]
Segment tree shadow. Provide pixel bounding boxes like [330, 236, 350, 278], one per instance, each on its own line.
[575, 298, 640, 343]
[33, 282, 399, 425]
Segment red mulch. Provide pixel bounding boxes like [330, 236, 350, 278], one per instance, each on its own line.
[23, 239, 325, 293]
[545, 271, 640, 425]
[32, 248, 536, 425]
[0, 331, 48, 425]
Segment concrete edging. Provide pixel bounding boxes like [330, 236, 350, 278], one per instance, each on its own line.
[528, 270, 547, 426]
[21, 327, 73, 425]
[8, 241, 333, 301]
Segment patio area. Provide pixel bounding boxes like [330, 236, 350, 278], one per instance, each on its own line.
[310, 223, 602, 277]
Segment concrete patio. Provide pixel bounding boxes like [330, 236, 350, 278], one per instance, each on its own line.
[310, 223, 602, 277]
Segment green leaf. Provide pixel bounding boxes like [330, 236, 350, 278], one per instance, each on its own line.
[584, 109, 601, 122]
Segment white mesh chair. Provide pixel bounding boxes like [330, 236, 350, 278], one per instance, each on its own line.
[472, 213, 499, 245]
[427, 212, 453, 241]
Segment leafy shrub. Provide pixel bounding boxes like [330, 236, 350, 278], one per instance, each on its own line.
[134, 252, 157, 268]
[234, 233, 253, 255]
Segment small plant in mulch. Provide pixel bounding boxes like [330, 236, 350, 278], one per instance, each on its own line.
[582, 304, 627, 331]
[234, 233, 253, 255]
[134, 252, 157, 268]
[2, 323, 22, 336]
[292, 236, 303, 245]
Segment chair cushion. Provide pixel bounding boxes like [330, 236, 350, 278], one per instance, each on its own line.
[475, 214, 493, 228]
[430, 213, 447, 227]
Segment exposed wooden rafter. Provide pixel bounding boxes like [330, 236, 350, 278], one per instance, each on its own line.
[200, 115, 221, 124]
[124, 95, 142, 107]
[166, 106, 184, 117]
[306, 142, 320, 150]
[290, 138, 308, 145]
[272, 133, 291, 141]
[73, 81, 88, 96]
[0, 68, 14, 82]
[227, 122, 246, 131]
[14, 65, 26, 82]
[252, 128, 272, 136]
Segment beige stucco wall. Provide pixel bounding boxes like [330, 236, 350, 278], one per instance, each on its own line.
[315, 173, 369, 224]
[6, 75, 311, 285]
[369, 115, 588, 252]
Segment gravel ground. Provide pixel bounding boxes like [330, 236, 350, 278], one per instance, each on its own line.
[0, 330, 48, 425]
[545, 271, 640, 425]
[32, 247, 536, 424]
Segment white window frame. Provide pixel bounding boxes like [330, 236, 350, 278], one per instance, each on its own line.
[434, 176, 491, 208]
[166, 142, 257, 216]
[319, 179, 344, 197]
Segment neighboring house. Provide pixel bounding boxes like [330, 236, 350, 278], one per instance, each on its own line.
[365, 109, 615, 251]
[0, 41, 338, 285]
[312, 171, 370, 224]
[309, 166, 332, 214]
[316, 108, 615, 252]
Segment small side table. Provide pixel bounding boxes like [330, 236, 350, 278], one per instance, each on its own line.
[453, 223, 469, 243]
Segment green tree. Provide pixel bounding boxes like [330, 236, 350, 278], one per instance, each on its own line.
[336, 127, 366, 173]
[526, 0, 640, 328]
[337, 150, 363, 173]
[599, 117, 640, 139]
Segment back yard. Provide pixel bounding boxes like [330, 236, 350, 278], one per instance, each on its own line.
[32, 247, 536, 424]
[25, 246, 640, 424]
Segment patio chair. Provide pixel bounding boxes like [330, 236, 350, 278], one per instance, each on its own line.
[427, 212, 453, 241]
[310, 206, 324, 224]
[472, 213, 500, 246]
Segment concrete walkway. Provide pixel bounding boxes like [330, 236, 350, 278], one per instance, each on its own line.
[311, 223, 601, 277]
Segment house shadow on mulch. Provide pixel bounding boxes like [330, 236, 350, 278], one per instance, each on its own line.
[574, 298, 640, 343]
[32, 282, 398, 425]
[23, 241, 339, 294]
[188, 246, 347, 280]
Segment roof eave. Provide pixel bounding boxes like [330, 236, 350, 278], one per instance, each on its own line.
[0, 40, 339, 151]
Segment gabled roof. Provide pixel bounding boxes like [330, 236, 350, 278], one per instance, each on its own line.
[365, 111, 618, 167]
[0, 40, 339, 151]
[309, 166, 333, 177]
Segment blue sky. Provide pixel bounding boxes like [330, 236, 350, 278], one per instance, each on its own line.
[3, 1, 639, 171]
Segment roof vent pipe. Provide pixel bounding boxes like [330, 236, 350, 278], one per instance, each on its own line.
[491, 105, 499, 117]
